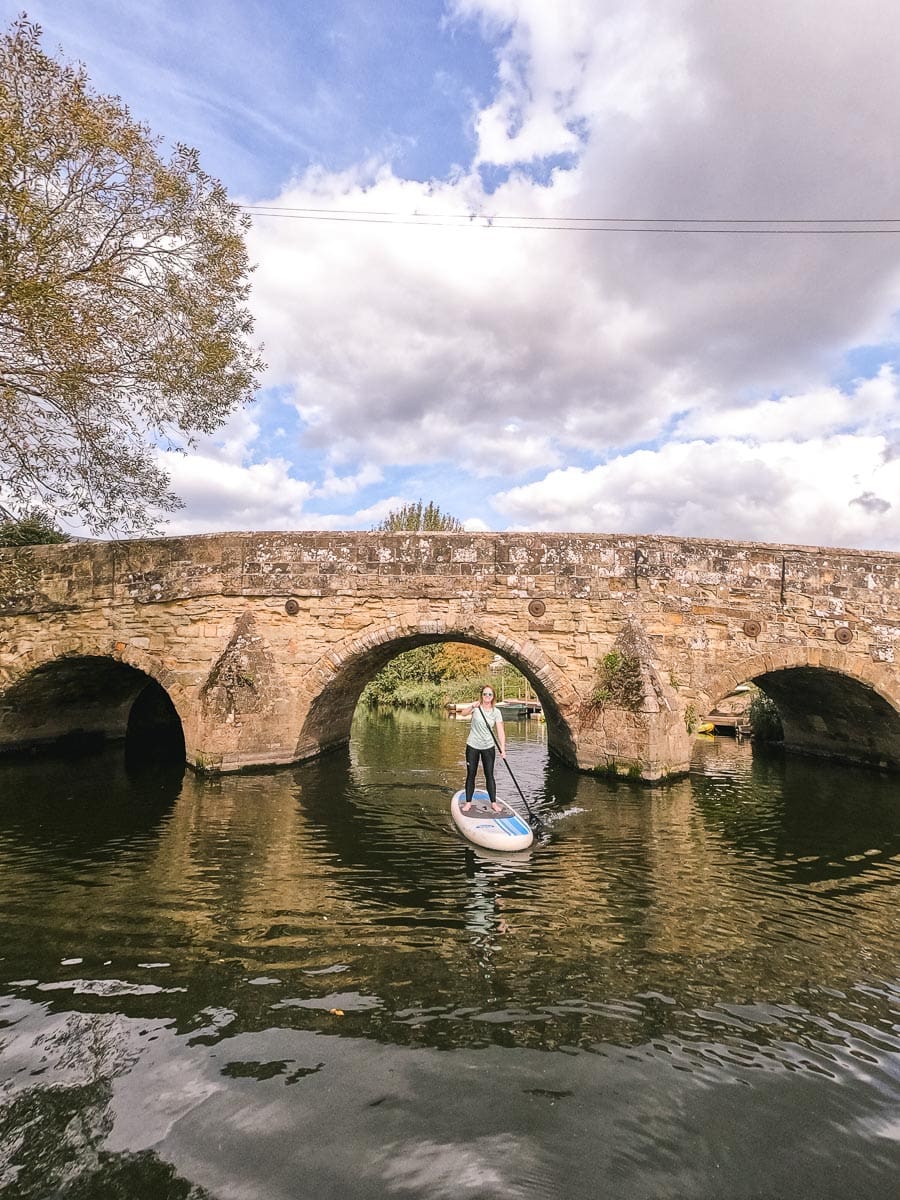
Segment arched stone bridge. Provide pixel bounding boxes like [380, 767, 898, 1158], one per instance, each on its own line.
[1, 531, 899, 780]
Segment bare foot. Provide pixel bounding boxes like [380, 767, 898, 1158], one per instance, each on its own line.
[491, 802, 502, 813]
[461, 802, 472, 813]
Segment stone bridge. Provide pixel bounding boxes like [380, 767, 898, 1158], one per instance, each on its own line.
[1, 531, 899, 780]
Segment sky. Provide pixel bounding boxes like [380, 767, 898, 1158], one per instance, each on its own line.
[7, 0, 900, 548]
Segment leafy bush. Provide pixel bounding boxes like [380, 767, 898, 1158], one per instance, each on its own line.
[749, 693, 784, 741]
[374, 501, 463, 531]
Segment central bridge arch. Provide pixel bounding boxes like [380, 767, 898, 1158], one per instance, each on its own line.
[296, 616, 580, 765]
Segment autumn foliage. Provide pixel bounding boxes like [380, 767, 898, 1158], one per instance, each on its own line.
[0, 17, 263, 534]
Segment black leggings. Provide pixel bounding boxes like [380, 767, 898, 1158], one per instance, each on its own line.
[465, 744, 497, 804]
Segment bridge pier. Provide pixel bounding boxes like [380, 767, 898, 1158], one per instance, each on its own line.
[575, 713, 692, 781]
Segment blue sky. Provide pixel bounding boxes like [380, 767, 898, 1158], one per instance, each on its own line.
[7, 0, 900, 547]
[18, 1, 498, 195]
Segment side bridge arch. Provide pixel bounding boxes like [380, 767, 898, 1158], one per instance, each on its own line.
[0, 637, 190, 759]
[696, 646, 900, 771]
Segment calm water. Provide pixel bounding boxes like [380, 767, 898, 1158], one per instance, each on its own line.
[0, 710, 898, 1199]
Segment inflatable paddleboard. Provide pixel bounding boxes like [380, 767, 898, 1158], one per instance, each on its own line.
[450, 788, 534, 851]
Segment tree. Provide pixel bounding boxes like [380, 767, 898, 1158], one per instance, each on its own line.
[0, 504, 69, 545]
[375, 500, 464, 532]
[359, 641, 497, 709]
[434, 643, 493, 678]
[0, 16, 263, 535]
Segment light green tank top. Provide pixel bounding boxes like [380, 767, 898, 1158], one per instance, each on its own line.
[466, 704, 503, 750]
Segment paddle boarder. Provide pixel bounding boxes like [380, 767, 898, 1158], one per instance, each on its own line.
[459, 686, 506, 813]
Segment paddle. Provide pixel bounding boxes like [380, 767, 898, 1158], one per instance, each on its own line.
[476, 705, 545, 835]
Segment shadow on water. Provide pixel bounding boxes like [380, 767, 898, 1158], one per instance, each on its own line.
[0, 1078, 209, 1200]
[692, 738, 900, 880]
[0, 751, 185, 861]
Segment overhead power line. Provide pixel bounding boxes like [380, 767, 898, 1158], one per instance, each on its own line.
[240, 202, 900, 234]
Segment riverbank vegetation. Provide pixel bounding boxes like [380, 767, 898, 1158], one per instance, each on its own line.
[361, 643, 529, 711]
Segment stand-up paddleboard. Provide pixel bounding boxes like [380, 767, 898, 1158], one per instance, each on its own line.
[450, 788, 534, 851]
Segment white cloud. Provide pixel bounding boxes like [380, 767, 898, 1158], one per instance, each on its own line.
[247, 166, 678, 474]
[314, 463, 384, 498]
[675, 368, 900, 444]
[452, 0, 694, 165]
[156, 451, 390, 535]
[158, 451, 314, 533]
[243, 0, 900, 534]
[492, 432, 900, 548]
[178, 407, 263, 465]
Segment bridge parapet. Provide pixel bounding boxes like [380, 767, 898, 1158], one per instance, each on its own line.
[3, 529, 900, 608]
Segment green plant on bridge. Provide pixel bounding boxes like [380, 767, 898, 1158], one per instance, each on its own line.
[590, 650, 644, 712]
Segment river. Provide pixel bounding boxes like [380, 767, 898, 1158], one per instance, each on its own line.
[0, 710, 898, 1198]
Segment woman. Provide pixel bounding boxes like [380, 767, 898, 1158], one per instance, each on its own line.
[459, 686, 506, 813]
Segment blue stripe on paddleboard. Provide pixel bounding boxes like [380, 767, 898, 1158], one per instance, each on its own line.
[497, 816, 530, 836]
